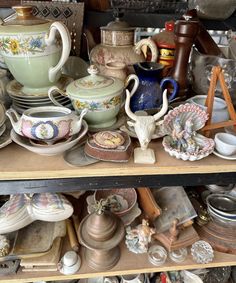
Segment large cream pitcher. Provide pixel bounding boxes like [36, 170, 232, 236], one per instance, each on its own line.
[0, 6, 71, 95]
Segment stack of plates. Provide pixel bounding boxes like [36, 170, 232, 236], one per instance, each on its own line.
[0, 102, 12, 149]
[6, 75, 73, 114]
[206, 193, 236, 227]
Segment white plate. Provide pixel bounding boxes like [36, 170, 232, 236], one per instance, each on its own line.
[11, 120, 88, 156]
[213, 149, 236, 160]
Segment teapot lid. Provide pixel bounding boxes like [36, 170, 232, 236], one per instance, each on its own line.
[66, 65, 124, 98]
[1, 6, 48, 26]
[101, 17, 135, 32]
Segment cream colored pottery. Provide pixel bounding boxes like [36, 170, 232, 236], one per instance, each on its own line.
[0, 6, 71, 95]
[102, 61, 127, 81]
[48, 65, 124, 129]
[90, 17, 158, 73]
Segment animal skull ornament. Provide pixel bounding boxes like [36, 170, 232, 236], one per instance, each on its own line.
[125, 89, 169, 151]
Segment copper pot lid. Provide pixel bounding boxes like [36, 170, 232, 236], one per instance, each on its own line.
[79, 212, 125, 251]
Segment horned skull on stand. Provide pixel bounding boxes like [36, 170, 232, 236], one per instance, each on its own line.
[125, 89, 168, 164]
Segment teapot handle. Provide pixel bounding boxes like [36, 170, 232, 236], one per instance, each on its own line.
[48, 86, 68, 107]
[135, 37, 158, 62]
[45, 22, 71, 83]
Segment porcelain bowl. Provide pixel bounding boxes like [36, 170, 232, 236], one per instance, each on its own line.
[187, 95, 229, 124]
[214, 132, 236, 156]
[6, 106, 87, 144]
[10, 120, 88, 156]
[94, 188, 137, 217]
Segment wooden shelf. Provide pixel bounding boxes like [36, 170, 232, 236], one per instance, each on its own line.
[1, 240, 236, 283]
[0, 141, 236, 194]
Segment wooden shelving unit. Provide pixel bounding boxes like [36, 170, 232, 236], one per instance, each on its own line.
[1, 241, 236, 283]
[0, 140, 235, 281]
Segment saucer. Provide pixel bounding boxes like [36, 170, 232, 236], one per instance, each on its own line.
[63, 142, 99, 167]
[120, 121, 165, 140]
[6, 75, 73, 98]
[88, 114, 126, 132]
[213, 149, 236, 160]
[86, 194, 141, 226]
[10, 120, 88, 156]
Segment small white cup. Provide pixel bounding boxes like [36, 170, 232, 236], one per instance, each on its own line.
[214, 132, 236, 156]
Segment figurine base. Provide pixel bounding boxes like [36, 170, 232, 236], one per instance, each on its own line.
[134, 148, 156, 164]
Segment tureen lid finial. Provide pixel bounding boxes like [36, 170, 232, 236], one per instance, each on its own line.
[87, 65, 99, 76]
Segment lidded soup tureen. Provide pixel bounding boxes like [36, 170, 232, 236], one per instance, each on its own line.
[48, 65, 124, 129]
[0, 6, 71, 95]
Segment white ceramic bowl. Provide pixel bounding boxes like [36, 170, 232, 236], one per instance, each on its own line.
[187, 95, 229, 123]
[214, 132, 236, 156]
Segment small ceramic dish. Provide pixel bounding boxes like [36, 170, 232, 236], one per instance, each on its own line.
[214, 132, 236, 156]
[58, 251, 81, 275]
[10, 120, 88, 156]
[94, 188, 137, 217]
[213, 149, 236, 160]
[163, 133, 215, 161]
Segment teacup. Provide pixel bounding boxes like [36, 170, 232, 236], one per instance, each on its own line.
[214, 132, 236, 156]
[59, 251, 81, 275]
[6, 106, 87, 144]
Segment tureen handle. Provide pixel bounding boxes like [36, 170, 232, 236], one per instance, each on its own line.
[48, 86, 67, 107]
[45, 22, 71, 83]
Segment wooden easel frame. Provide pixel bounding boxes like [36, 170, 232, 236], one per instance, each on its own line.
[202, 65, 236, 136]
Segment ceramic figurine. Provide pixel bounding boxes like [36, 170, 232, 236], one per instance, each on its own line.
[162, 103, 215, 161]
[125, 219, 155, 254]
[125, 89, 168, 164]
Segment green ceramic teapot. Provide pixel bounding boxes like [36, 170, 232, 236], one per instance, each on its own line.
[0, 6, 71, 95]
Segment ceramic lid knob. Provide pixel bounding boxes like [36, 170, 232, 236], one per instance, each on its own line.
[87, 65, 99, 76]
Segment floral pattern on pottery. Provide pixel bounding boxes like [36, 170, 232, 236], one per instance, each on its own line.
[0, 35, 48, 56]
[21, 119, 72, 141]
[75, 77, 113, 89]
[73, 95, 121, 111]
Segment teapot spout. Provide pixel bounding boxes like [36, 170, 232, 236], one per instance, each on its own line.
[6, 108, 21, 133]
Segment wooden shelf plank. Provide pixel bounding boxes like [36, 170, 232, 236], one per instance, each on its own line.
[1, 241, 236, 283]
[0, 142, 236, 181]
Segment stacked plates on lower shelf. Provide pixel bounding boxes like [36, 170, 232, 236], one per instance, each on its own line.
[0, 102, 12, 149]
[6, 75, 73, 114]
[206, 193, 236, 227]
